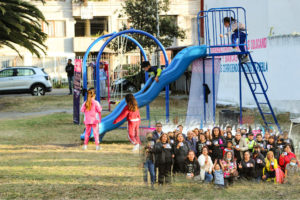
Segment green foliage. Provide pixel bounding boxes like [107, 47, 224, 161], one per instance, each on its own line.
[121, 64, 140, 76]
[115, 63, 145, 90]
[111, 0, 185, 52]
[0, 0, 47, 58]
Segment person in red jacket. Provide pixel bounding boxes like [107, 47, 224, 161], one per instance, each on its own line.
[113, 94, 141, 151]
[279, 144, 299, 171]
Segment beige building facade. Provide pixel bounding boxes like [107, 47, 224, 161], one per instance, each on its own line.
[0, 0, 200, 81]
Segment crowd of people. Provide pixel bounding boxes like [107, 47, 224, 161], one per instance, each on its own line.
[142, 123, 299, 188]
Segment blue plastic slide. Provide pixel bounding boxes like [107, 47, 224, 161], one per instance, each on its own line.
[81, 45, 207, 141]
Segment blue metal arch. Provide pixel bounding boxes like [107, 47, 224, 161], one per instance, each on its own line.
[82, 33, 114, 100]
[82, 33, 148, 100]
[95, 29, 169, 101]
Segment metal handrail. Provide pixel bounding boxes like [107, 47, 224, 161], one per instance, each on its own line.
[197, 7, 248, 54]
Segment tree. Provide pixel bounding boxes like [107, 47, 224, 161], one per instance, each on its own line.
[113, 0, 185, 52]
[0, 0, 47, 58]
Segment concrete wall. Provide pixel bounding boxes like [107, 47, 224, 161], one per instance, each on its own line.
[204, 0, 300, 114]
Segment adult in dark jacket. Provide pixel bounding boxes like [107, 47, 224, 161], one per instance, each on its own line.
[239, 151, 255, 181]
[255, 133, 267, 157]
[266, 136, 279, 159]
[152, 122, 163, 143]
[184, 150, 201, 181]
[152, 122, 164, 179]
[252, 145, 266, 182]
[225, 132, 233, 143]
[196, 134, 207, 157]
[211, 127, 226, 163]
[173, 133, 190, 173]
[65, 59, 74, 95]
[153, 133, 174, 184]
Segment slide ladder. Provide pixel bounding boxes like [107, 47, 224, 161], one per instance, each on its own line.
[239, 53, 282, 133]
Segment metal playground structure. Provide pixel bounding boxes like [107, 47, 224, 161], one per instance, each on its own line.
[79, 7, 281, 141]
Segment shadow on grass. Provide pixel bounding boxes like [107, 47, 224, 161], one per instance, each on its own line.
[47, 143, 80, 147]
[101, 140, 130, 144]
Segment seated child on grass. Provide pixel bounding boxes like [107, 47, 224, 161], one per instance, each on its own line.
[285, 157, 299, 184]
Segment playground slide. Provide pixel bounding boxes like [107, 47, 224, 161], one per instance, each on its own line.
[81, 45, 207, 141]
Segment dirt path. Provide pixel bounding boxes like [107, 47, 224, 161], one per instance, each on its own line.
[0, 108, 111, 120]
[0, 109, 73, 120]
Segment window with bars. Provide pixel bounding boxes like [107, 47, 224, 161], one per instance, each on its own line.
[75, 17, 108, 37]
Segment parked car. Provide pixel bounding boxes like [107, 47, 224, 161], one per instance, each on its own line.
[112, 78, 137, 93]
[0, 67, 52, 96]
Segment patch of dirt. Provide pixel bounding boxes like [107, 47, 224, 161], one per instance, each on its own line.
[0, 109, 72, 120]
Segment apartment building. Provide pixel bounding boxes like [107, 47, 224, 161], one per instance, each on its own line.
[0, 0, 200, 81]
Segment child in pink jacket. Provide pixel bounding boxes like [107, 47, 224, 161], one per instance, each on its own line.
[113, 94, 141, 151]
[81, 88, 102, 150]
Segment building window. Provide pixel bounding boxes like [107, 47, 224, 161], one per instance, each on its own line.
[75, 17, 108, 37]
[42, 20, 66, 37]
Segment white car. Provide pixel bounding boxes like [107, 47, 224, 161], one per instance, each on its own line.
[0, 67, 52, 96]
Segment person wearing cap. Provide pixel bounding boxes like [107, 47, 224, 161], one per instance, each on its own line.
[252, 145, 266, 182]
[245, 133, 257, 153]
[141, 61, 162, 82]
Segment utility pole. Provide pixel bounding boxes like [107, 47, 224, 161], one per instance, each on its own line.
[83, 0, 91, 37]
[200, 0, 204, 44]
[156, 0, 160, 67]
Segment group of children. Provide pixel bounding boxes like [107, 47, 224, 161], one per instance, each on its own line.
[81, 60, 163, 151]
[142, 124, 299, 188]
[81, 88, 142, 151]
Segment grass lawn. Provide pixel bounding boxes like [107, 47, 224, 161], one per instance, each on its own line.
[0, 94, 299, 199]
[0, 95, 73, 113]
